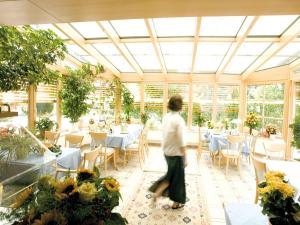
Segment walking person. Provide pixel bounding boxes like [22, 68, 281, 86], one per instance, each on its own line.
[149, 94, 187, 209]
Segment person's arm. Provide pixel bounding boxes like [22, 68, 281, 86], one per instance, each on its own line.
[177, 118, 187, 167]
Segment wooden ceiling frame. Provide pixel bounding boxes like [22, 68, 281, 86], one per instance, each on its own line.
[190, 17, 202, 79]
[54, 23, 121, 77]
[97, 21, 143, 78]
[144, 19, 167, 78]
[215, 16, 259, 81]
[290, 58, 300, 70]
[242, 18, 300, 80]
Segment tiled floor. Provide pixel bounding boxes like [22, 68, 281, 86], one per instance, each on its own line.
[101, 146, 256, 225]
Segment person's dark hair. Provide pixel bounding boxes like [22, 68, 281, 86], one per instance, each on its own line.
[168, 95, 183, 112]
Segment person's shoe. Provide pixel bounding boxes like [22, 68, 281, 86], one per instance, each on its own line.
[171, 202, 184, 209]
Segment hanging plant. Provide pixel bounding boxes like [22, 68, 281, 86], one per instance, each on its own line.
[0, 26, 66, 92]
[60, 64, 104, 123]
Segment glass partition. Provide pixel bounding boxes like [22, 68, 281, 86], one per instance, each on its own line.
[168, 84, 189, 123]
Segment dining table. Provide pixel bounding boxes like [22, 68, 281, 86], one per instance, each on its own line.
[266, 160, 300, 203]
[91, 124, 143, 150]
[206, 131, 250, 156]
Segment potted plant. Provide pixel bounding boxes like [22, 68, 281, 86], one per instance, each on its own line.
[140, 112, 149, 127]
[60, 65, 103, 130]
[222, 118, 230, 130]
[258, 171, 300, 225]
[265, 124, 277, 139]
[0, 168, 128, 225]
[35, 117, 57, 138]
[121, 86, 134, 123]
[245, 112, 259, 135]
[207, 120, 214, 129]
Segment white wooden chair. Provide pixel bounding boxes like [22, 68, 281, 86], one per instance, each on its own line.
[90, 132, 116, 170]
[263, 141, 286, 160]
[44, 131, 60, 145]
[65, 134, 84, 148]
[197, 129, 210, 162]
[251, 154, 266, 203]
[55, 148, 100, 180]
[218, 135, 245, 175]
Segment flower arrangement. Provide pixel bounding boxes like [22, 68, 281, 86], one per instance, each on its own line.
[89, 118, 95, 125]
[245, 112, 259, 135]
[193, 111, 207, 128]
[48, 144, 62, 156]
[0, 168, 127, 225]
[265, 124, 277, 137]
[35, 117, 57, 138]
[258, 171, 300, 225]
[140, 112, 149, 126]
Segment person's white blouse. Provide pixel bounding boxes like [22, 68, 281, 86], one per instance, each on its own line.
[162, 112, 186, 156]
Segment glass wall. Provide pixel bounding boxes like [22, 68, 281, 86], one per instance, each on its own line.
[168, 84, 189, 123]
[36, 84, 57, 122]
[123, 83, 141, 119]
[295, 82, 300, 116]
[247, 83, 285, 133]
[144, 83, 164, 121]
[216, 85, 240, 122]
[192, 84, 213, 125]
[0, 91, 28, 126]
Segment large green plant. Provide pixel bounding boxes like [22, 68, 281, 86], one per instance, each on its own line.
[289, 114, 300, 149]
[121, 85, 134, 122]
[193, 111, 207, 127]
[0, 26, 66, 92]
[60, 65, 103, 123]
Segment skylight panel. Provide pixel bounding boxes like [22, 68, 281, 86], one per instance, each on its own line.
[62, 60, 77, 70]
[71, 22, 107, 39]
[235, 42, 271, 55]
[197, 42, 232, 55]
[81, 55, 98, 65]
[276, 42, 300, 56]
[153, 17, 196, 37]
[110, 19, 149, 37]
[248, 15, 298, 36]
[93, 43, 134, 72]
[200, 16, 245, 37]
[224, 56, 257, 74]
[66, 44, 89, 62]
[259, 56, 298, 70]
[126, 43, 161, 72]
[160, 42, 193, 72]
[31, 24, 68, 39]
[194, 56, 225, 73]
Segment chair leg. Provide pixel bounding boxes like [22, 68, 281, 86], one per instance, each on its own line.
[138, 148, 143, 169]
[123, 151, 127, 167]
[113, 151, 117, 170]
[237, 158, 241, 176]
[104, 155, 107, 171]
[255, 188, 259, 203]
[226, 158, 229, 175]
[219, 153, 221, 168]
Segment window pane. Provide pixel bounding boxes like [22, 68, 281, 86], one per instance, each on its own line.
[126, 43, 161, 72]
[93, 43, 134, 72]
[264, 84, 284, 100]
[216, 85, 240, 122]
[153, 17, 196, 37]
[296, 82, 300, 116]
[110, 19, 149, 37]
[31, 24, 68, 40]
[235, 42, 271, 56]
[200, 16, 245, 37]
[247, 103, 263, 116]
[145, 84, 164, 124]
[160, 42, 193, 72]
[259, 56, 298, 70]
[248, 15, 298, 36]
[71, 22, 107, 39]
[66, 44, 89, 62]
[264, 104, 284, 118]
[247, 85, 264, 100]
[276, 42, 300, 56]
[194, 55, 224, 73]
[224, 56, 257, 74]
[197, 42, 232, 55]
[123, 83, 141, 119]
[192, 84, 213, 125]
[168, 84, 189, 123]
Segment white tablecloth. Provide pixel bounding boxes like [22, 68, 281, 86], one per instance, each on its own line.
[266, 160, 300, 203]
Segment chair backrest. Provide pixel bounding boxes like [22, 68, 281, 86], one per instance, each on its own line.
[251, 154, 266, 185]
[65, 134, 84, 148]
[227, 135, 245, 153]
[264, 141, 286, 159]
[249, 135, 258, 154]
[90, 132, 107, 150]
[45, 131, 60, 144]
[81, 148, 100, 169]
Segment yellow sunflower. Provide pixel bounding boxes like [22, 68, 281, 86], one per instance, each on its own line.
[77, 168, 96, 181]
[54, 177, 77, 201]
[32, 210, 67, 225]
[11, 187, 33, 208]
[103, 178, 120, 192]
[37, 175, 56, 190]
[78, 182, 97, 202]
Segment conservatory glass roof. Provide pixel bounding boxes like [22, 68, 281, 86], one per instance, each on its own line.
[31, 15, 300, 76]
